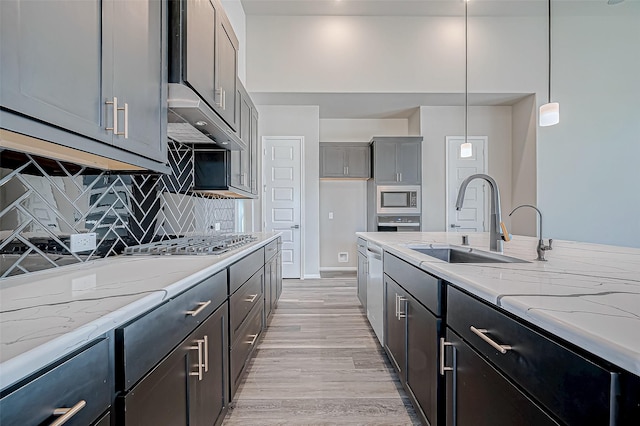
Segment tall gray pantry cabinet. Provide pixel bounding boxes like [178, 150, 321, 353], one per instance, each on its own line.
[0, 0, 168, 169]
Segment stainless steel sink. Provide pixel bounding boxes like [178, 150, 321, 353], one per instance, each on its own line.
[408, 246, 528, 264]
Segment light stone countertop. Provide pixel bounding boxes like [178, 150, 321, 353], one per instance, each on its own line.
[0, 233, 280, 391]
[356, 232, 640, 376]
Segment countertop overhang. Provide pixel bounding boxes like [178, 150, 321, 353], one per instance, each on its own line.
[0, 232, 281, 391]
[357, 232, 640, 376]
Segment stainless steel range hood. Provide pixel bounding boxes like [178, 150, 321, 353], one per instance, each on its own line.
[167, 83, 246, 151]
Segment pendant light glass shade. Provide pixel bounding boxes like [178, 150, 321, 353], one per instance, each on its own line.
[539, 102, 560, 127]
[460, 142, 473, 158]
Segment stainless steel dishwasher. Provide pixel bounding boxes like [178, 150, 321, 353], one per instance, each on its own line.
[366, 242, 383, 345]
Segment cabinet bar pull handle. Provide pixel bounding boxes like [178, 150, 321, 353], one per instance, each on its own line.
[222, 89, 226, 110]
[203, 335, 209, 372]
[216, 88, 224, 108]
[122, 102, 129, 139]
[247, 294, 259, 303]
[248, 333, 259, 345]
[397, 296, 407, 319]
[395, 293, 399, 319]
[440, 338, 454, 376]
[189, 339, 204, 380]
[186, 300, 211, 317]
[470, 326, 512, 354]
[50, 400, 86, 426]
[105, 97, 118, 134]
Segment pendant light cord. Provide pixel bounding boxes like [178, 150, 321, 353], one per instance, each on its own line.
[547, 0, 551, 103]
[465, 0, 468, 143]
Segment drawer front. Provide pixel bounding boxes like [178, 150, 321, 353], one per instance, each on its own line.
[230, 302, 264, 399]
[447, 285, 613, 425]
[0, 338, 110, 426]
[230, 269, 263, 344]
[118, 270, 227, 390]
[230, 247, 264, 294]
[384, 252, 442, 316]
[264, 239, 278, 262]
[357, 238, 367, 255]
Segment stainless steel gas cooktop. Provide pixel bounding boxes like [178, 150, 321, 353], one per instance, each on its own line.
[123, 234, 257, 256]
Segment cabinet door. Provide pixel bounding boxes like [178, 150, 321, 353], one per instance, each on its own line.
[189, 304, 229, 426]
[216, 17, 238, 130]
[374, 142, 399, 183]
[276, 252, 283, 301]
[264, 261, 273, 320]
[185, 0, 217, 112]
[444, 329, 559, 426]
[239, 94, 251, 190]
[270, 256, 278, 310]
[250, 108, 259, 194]
[406, 296, 439, 426]
[122, 343, 189, 426]
[111, 0, 165, 162]
[320, 146, 347, 177]
[384, 276, 406, 380]
[345, 146, 370, 178]
[0, 0, 109, 144]
[397, 141, 421, 184]
[357, 252, 367, 308]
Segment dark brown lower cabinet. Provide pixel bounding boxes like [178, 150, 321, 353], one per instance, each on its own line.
[384, 274, 440, 426]
[120, 302, 229, 426]
[444, 329, 559, 426]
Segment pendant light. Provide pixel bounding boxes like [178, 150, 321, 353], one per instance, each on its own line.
[460, 0, 473, 157]
[539, 0, 559, 127]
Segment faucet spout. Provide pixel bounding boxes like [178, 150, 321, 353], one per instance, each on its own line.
[509, 204, 552, 261]
[455, 174, 504, 252]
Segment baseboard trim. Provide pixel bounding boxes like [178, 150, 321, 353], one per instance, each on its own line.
[303, 274, 322, 279]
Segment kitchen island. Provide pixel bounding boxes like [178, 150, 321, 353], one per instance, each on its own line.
[357, 231, 640, 426]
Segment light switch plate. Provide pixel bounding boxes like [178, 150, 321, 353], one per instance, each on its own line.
[70, 233, 97, 253]
[328, 212, 334, 219]
[214, 223, 221, 231]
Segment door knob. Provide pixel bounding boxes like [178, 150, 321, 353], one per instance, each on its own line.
[291, 225, 300, 229]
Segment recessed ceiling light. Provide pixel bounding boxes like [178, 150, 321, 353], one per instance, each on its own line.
[195, 121, 207, 127]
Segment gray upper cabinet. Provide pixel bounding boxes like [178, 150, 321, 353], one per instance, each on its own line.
[181, 0, 238, 130]
[371, 137, 422, 184]
[110, 0, 166, 163]
[216, 16, 238, 130]
[319, 143, 370, 178]
[250, 108, 259, 195]
[0, 0, 108, 145]
[230, 80, 258, 198]
[0, 0, 167, 167]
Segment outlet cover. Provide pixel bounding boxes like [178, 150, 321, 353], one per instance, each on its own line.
[338, 252, 348, 263]
[214, 223, 221, 231]
[70, 233, 97, 253]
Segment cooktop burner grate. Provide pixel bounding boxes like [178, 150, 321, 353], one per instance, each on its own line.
[123, 234, 257, 256]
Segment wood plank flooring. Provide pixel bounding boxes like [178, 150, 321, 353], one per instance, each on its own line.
[223, 276, 420, 425]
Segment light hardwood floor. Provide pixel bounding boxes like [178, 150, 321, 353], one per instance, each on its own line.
[223, 277, 420, 425]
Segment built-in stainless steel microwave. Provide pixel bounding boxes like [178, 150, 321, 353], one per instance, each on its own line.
[376, 185, 421, 214]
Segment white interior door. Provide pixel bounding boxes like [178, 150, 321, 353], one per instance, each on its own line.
[263, 137, 302, 278]
[446, 136, 488, 232]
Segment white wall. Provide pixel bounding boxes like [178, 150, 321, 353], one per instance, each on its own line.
[246, 15, 465, 92]
[539, 9, 640, 247]
[246, 14, 546, 95]
[258, 105, 320, 278]
[318, 119, 408, 269]
[511, 95, 538, 237]
[221, 0, 247, 84]
[319, 180, 367, 269]
[419, 106, 514, 232]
